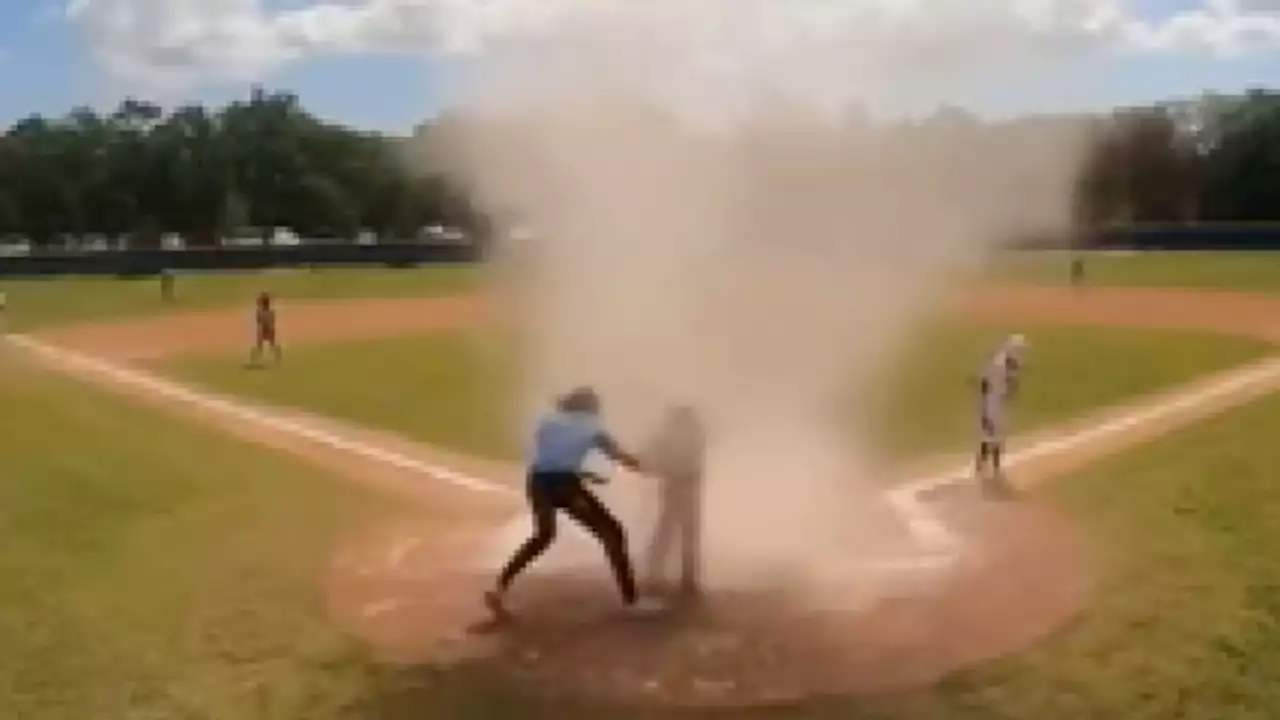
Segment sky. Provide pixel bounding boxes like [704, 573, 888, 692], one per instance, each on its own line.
[3, 0, 1280, 132]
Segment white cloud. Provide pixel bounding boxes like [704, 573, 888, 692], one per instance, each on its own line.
[62, 0, 1280, 97]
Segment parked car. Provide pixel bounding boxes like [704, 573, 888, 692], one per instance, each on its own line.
[269, 227, 301, 246]
[0, 234, 30, 257]
[418, 224, 468, 245]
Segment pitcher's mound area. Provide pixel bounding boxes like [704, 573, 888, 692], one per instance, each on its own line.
[325, 495, 1090, 707]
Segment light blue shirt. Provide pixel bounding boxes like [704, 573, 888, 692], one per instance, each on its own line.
[529, 411, 607, 474]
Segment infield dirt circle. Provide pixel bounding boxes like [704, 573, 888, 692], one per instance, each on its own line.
[26, 284, 1280, 707]
[323, 493, 1087, 705]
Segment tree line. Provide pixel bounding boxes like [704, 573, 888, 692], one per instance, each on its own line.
[0, 87, 482, 247]
[1073, 89, 1280, 231]
[3, 85, 1280, 248]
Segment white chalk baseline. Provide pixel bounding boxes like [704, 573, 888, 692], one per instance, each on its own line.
[9, 334, 1280, 578]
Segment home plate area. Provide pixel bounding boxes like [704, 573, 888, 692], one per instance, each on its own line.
[324, 488, 1090, 707]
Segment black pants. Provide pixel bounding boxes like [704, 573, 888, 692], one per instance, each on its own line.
[497, 471, 638, 604]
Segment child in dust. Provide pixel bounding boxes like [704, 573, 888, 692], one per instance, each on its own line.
[974, 333, 1028, 499]
[247, 292, 282, 368]
[641, 405, 707, 598]
[484, 386, 667, 625]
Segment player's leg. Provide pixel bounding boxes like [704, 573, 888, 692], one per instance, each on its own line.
[562, 483, 643, 608]
[974, 410, 996, 479]
[973, 441, 990, 478]
[677, 479, 703, 597]
[982, 413, 1015, 499]
[487, 474, 560, 618]
[989, 440, 1018, 498]
[257, 326, 280, 365]
[643, 482, 678, 589]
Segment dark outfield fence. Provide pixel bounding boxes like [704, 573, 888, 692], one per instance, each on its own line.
[4, 224, 1279, 278]
[0, 243, 481, 278]
[1092, 223, 1280, 250]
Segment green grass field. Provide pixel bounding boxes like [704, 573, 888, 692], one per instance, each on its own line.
[992, 250, 1280, 293]
[0, 352, 392, 719]
[0, 266, 479, 332]
[161, 322, 1271, 463]
[11, 314, 1280, 717]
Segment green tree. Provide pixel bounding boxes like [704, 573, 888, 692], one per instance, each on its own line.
[1199, 89, 1280, 222]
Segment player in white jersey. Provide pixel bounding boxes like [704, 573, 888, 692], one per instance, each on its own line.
[974, 333, 1028, 499]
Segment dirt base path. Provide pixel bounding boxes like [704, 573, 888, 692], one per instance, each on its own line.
[36, 295, 489, 361]
[958, 285, 1280, 341]
[10, 283, 1280, 707]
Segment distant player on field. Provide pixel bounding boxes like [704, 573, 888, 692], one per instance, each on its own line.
[159, 269, 175, 303]
[1069, 253, 1086, 295]
[247, 291, 282, 368]
[974, 334, 1028, 499]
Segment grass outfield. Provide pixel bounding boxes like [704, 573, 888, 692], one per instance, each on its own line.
[992, 250, 1280, 292]
[0, 266, 478, 332]
[161, 322, 1272, 462]
[0, 352, 394, 719]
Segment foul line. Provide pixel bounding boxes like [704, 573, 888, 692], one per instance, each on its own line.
[10, 334, 1279, 569]
[896, 354, 1280, 499]
[6, 333, 961, 563]
[5, 335, 514, 497]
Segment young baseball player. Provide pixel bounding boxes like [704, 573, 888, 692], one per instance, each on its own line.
[974, 333, 1028, 499]
[641, 405, 707, 598]
[159, 269, 175, 303]
[247, 292, 282, 367]
[1070, 254, 1086, 294]
[484, 386, 666, 625]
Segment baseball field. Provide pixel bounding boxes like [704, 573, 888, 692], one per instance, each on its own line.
[3, 252, 1280, 718]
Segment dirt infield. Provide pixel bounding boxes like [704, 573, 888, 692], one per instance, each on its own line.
[15, 283, 1280, 707]
[36, 295, 489, 361]
[958, 285, 1280, 341]
[326, 493, 1087, 705]
[33, 284, 1280, 364]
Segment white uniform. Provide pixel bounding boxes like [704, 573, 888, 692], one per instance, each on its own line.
[978, 342, 1022, 445]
